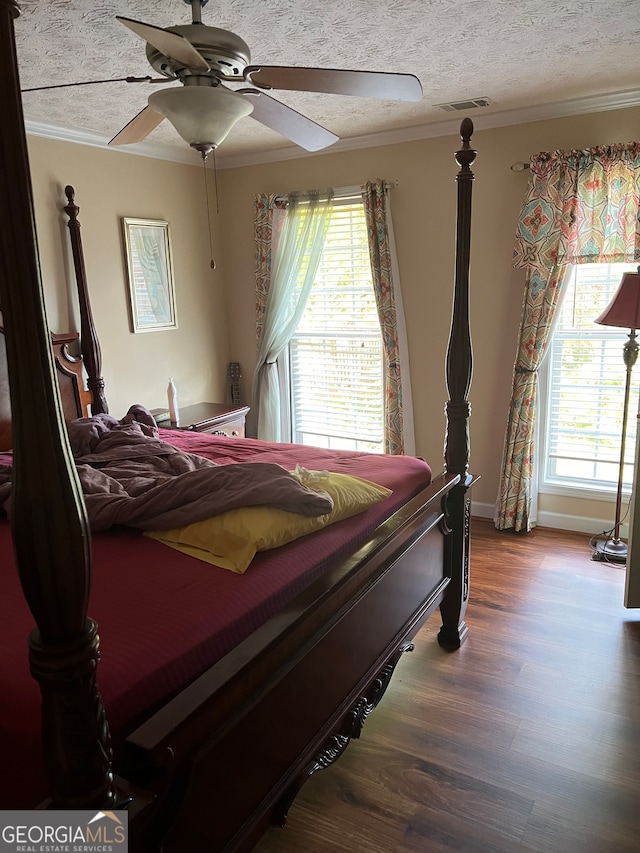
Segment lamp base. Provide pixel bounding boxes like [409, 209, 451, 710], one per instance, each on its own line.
[591, 537, 628, 564]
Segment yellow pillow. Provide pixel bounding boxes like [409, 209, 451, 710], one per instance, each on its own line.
[145, 466, 391, 573]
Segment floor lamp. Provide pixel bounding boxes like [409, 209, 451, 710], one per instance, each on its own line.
[593, 267, 640, 563]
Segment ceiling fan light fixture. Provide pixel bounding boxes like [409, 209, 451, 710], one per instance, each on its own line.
[148, 86, 253, 154]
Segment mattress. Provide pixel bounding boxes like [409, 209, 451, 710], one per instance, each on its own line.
[0, 432, 431, 806]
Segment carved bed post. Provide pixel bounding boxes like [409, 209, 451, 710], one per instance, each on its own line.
[0, 0, 116, 807]
[64, 185, 109, 414]
[438, 117, 477, 650]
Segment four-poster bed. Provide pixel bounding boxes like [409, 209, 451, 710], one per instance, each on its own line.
[0, 2, 477, 850]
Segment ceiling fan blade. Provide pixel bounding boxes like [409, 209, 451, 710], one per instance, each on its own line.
[237, 89, 338, 152]
[22, 76, 166, 93]
[108, 105, 165, 146]
[117, 16, 210, 71]
[244, 66, 423, 102]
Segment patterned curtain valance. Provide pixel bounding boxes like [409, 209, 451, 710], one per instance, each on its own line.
[513, 142, 640, 271]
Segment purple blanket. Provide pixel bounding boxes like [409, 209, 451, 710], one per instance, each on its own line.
[0, 407, 333, 532]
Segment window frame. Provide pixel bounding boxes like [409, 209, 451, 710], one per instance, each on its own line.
[285, 194, 385, 451]
[538, 262, 639, 502]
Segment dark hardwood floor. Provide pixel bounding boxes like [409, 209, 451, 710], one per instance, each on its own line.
[253, 519, 640, 853]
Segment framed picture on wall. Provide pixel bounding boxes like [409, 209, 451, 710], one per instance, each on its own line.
[122, 217, 178, 333]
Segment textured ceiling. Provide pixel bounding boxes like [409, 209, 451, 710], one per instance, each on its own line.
[14, 0, 640, 167]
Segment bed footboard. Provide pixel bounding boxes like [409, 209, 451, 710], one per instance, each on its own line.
[271, 638, 415, 829]
[437, 117, 478, 650]
[124, 473, 458, 852]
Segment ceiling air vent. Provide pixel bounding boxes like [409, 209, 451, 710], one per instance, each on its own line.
[434, 97, 494, 112]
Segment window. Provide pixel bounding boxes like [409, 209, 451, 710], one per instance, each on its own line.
[541, 262, 639, 496]
[288, 198, 384, 452]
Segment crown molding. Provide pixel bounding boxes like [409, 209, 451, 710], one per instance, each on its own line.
[217, 87, 640, 169]
[24, 119, 198, 165]
[25, 87, 640, 170]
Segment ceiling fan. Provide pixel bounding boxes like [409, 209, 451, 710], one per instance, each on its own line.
[23, 0, 423, 157]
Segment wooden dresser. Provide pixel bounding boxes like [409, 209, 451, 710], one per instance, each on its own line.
[165, 402, 250, 437]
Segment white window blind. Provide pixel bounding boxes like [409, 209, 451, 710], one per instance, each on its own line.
[289, 199, 384, 452]
[543, 262, 639, 494]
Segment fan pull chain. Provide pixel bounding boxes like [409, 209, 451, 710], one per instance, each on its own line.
[212, 148, 220, 215]
[201, 151, 217, 269]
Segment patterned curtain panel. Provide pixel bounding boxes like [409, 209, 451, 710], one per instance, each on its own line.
[254, 193, 284, 349]
[362, 180, 407, 455]
[496, 142, 640, 532]
[251, 193, 285, 437]
[496, 264, 567, 531]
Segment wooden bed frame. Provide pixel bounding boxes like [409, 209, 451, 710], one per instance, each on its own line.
[0, 3, 476, 850]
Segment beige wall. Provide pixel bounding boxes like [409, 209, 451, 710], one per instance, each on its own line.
[26, 136, 230, 417]
[25, 104, 640, 530]
[216, 105, 640, 525]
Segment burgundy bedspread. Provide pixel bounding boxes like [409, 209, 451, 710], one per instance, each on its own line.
[0, 433, 432, 808]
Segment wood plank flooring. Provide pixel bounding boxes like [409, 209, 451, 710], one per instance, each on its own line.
[252, 519, 640, 853]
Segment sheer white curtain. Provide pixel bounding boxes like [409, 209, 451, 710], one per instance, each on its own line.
[251, 189, 334, 442]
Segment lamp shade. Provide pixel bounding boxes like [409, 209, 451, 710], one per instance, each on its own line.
[595, 271, 640, 329]
[148, 86, 253, 155]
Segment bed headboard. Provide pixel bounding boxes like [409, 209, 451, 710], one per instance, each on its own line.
[63, 185, 108, 416]
[0, 316, 90, 451]
[0, 179, 108, 452]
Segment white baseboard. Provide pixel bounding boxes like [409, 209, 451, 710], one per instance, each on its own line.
[470, 499, 628, 539]
[471, 501, 495, 520]
[535, 510, 628, 539]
